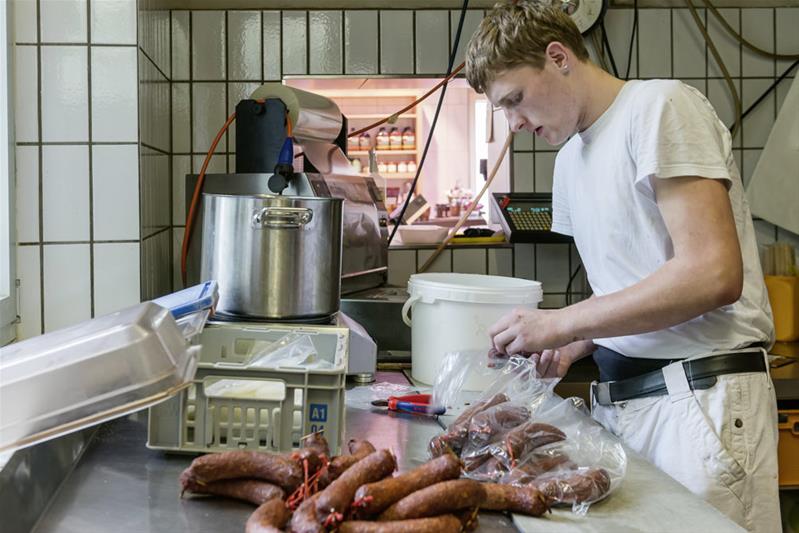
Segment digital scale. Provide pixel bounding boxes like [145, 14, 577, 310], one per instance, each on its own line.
[491, 192, 573, 244]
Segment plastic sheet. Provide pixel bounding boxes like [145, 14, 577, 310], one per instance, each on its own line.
[248, 333, 334, 370]
[430, 356, 626, 515]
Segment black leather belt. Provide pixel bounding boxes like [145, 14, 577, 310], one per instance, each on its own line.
[592, 349, 766, 406]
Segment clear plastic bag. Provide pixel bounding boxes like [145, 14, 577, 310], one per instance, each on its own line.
[248, 333, 333, 370]
[346, 381, 431, 410]
[430, 356, 626, 515]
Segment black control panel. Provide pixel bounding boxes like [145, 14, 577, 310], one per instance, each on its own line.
[492, 193, 572, 244]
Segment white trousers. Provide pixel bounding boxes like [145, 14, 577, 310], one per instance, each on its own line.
[591, 351, 781, 533]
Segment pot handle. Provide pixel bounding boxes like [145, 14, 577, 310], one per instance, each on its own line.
[401, 294, 421, 327]
[253, 207, 313, 229]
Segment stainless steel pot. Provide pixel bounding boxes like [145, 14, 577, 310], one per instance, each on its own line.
[200, 193, 343, 321]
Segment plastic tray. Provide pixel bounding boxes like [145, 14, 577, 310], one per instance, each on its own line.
[147, 321, 349, 455]
[0, 302, 199, 453]
[152, 280, 219, 319]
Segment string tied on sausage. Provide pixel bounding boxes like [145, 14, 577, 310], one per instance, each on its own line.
[322, 510, 344, 528]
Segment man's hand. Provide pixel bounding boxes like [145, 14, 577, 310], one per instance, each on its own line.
[529, 339, 596, 378]
[488, 307, 572, 355]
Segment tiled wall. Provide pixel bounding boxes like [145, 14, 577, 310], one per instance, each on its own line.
[13, 0, 140, 339]
[170, 6, 798, 307]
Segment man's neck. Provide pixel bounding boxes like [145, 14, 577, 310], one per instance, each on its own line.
[574, 65, 627, 133]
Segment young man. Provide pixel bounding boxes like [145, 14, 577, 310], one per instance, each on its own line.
[466, 2, 780, 531]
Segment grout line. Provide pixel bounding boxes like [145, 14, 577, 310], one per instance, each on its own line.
[29, 42, 138, 47]
[376, 10, 381, 74]
[260, 10, 265, 81]
[87, 0, 95, 318]
[412, 10, 417, 75]
[168, 7, 174, 293]
[137, 0, 144, 302]
[139, 47, 170, 81]
[305, 10, 310, 74]
[36, 0, 44, 334]
[224, 10, 229, 173]
[17, 141, 138, 146]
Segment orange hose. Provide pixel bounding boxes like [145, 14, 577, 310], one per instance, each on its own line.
[347, 62, 465, 138]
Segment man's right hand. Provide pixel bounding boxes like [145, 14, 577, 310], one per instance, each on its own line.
[528, 339, 596, 378]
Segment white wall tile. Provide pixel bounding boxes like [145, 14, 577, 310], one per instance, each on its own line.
[741, 149, 762, 189]
[227, 82, 261, 151]
[172, 227, 185, 290]
[40, 0, 86, 43]
[638, 9, 671, 79]
[707, 8, 740, 78]
[536, 244, 570, 293]
[172, 83, 190, 153]
[453, 249, 486, 275]
[513, 132, 533, 152]
[776, 8, 799, 76]
[16, 245, 42, 339]
[91, 47, 137, 142]
[91, 0, 136, 44]
[344, 11, 377, 75]
[172, 11, 190, 80]
[541, 293, 566, 309]
[192, 11, 226, 80]
[754, 219, 776, 247]
[141, 231, 172, 299]
[416, 10, 448, 74]
[310, 11, 343, 75]
[742, 79, 774, 149]
[513, 243, 535, 280]
[14, 0, 37, 43]
[172, 155, 191, 226]
[92, 145, 139, 241]
[450, 10, 484, 67]
[41, 46, 88, 142]
[228, 11, 262, 80]
[380, 11, 413, 74]
[387, 249, 415, 287]
[152, 10, 171, 76]
[741, 9, 774, 78]
[418, 249, 451, 273]
[263, 11, 281, 81]
[282, 11, 307, 75]
[192, 83, 226, 154]
[681, 78, 707, 97]
[513, 152, 533, 192]
[93, 243, 140, 316]
[673, 9, 706, 79]
[604, 8, 637, 79]
[534, 152, 556, 193]
[43, 244, 91, 332]
[14, 45, 38, 143]
[42, 145, 89, 242]
[192, 153, 226, 175]
[15, 146, 39, 243]
[488, 248, 512, 277]
[707, 78, 741, 145]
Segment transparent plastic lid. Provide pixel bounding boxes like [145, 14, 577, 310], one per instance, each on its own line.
[0, 302, 199, 453]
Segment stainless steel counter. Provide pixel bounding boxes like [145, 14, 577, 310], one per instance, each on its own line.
[24, 371, 742, 533]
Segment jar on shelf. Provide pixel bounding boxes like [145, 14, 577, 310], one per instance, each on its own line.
[359, 132, 371, 150]
[376, 127, 390, 150]
[348, 128, 360, 152]
[351, 158, 362, 173]
[397, 161, 408, 173]
[389, 127, 403, 149]
[407, 161, 417, 173]
[402, 127, 415, 150]
[377, 161, 387, 173]
[387, 162, 397, 173]
[435, 203, 449, 218]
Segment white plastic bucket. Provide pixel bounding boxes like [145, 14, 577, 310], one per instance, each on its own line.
[402, 273, 543, 391]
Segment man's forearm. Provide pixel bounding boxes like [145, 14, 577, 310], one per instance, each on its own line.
[558, 258, 738, 344]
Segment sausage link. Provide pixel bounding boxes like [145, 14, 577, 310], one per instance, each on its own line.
[532, 467, 611, 505]
[353, 453, 462, 516]
[290, 493, 324, 533]
[180, 476, 284, 505]
[182, 451, 303, 493]
[467, 404, 530, 448]
[302, 431, 330, 458]
[315, 449, 397, 521]
[429, 393, 509, 457]
[379, 479, 485, 521]
[338, 515, 463, 533]
[245, 498, 290, 533]
[348, 439, 376, 458]
[480, 483, 550, 516]
[317, 454, 359, 489]
[495, 422, 566, 467]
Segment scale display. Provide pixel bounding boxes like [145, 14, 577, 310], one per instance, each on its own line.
[492, 193, 572, 244]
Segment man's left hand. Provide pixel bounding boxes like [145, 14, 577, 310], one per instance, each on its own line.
[488, 307, 568, 355]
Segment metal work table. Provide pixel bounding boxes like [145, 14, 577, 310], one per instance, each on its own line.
[20, 372, 742, 533]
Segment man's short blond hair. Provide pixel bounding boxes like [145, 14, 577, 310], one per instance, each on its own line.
[466, 1, 590, 94]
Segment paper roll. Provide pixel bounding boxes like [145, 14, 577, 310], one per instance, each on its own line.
[299, 140, 360, 176]
[249, 83, 343, 143]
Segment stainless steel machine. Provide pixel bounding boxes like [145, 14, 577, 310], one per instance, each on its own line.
[185, 84, 386, 378]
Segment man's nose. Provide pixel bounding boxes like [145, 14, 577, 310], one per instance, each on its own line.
[506, 110, 526, 133]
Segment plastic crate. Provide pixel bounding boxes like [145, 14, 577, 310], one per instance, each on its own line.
[147, 321, 349, 455]
[779, 410, 799, 487]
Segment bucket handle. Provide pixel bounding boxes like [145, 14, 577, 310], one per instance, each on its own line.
[401, 294, 421, 327]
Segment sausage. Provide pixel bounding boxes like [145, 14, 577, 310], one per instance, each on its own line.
[315, 449, 397, 524]
[480, 482, 550, 516]
[348, 439, 376, 458]
[302, 431, 330, 458]
[245, 498, 290, 533]
[317, 454, 359, 488]
[494, 422, 566, 467]
[516, 452, 573, 477]
[532, 468, 611, 504]
[467, 404, 530, 448]
[353, 453, 462, 516]
[379, 479, 485, 521]
[180, 475, 284, 505]
[429, 393, 509, 457]
[182, 451, 304, 493]
[290, 493, 324, 533]
[338, 515, 463, 533]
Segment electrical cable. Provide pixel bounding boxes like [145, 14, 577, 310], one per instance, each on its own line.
[599, 22, 619, 78]
[729, 58, 799, 134]
[387, 0, 471, 247]
[624, 0, 638, 80]
[565, 263, 583, 306]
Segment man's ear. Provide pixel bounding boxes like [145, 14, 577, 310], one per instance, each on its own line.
[545, 42, 570, 70]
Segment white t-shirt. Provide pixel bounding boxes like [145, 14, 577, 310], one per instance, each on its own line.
[551, 79, 774, 359]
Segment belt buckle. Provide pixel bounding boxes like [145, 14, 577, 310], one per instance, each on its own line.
[591, 381, 614, 406]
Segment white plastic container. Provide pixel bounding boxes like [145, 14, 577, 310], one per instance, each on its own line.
[402, 273, 543, 390]
[398, 225, 448, 245]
